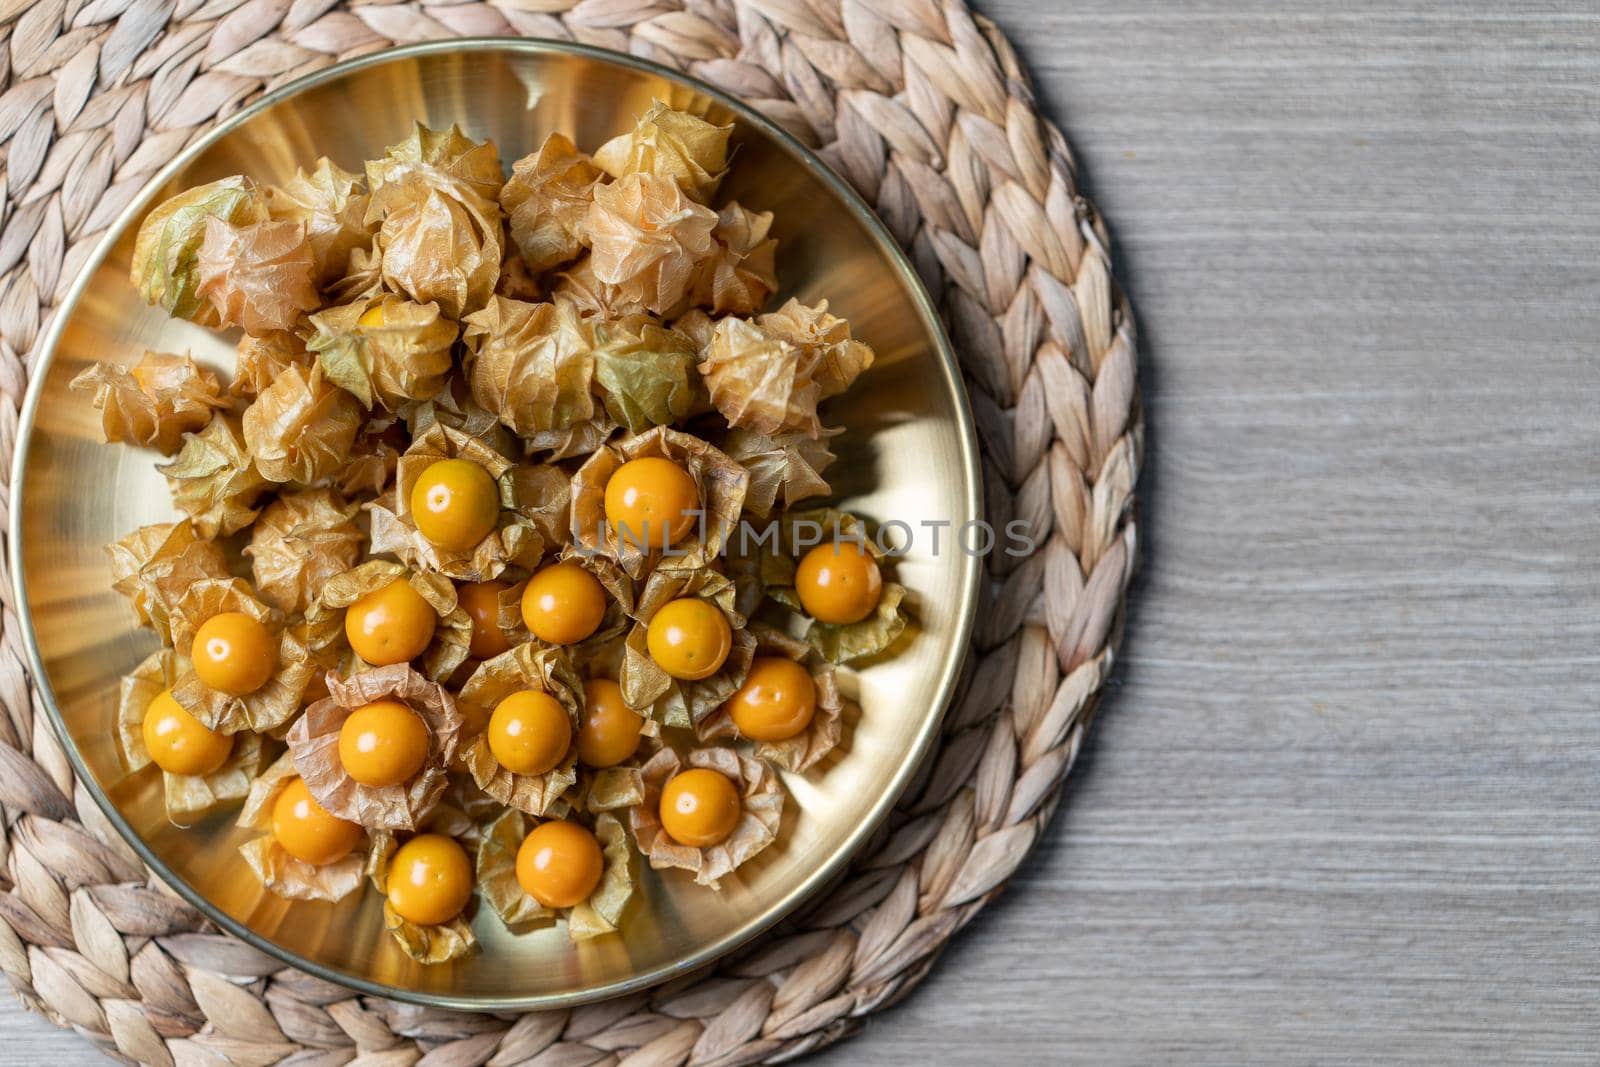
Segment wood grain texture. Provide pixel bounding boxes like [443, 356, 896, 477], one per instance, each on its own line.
[5, 1, 1598, 1062]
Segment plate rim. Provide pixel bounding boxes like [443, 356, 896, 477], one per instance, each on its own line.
[9, 36, 983, 1012]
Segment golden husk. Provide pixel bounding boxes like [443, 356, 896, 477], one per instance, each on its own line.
[241, 362, 363, 484]
[69, 351, 228, 456]
[719, 426, 837, 521]
[583, 173, 717, 316]
[569, 426, 749, 580]
[698, 624, 846, 772]
[501, 132, 603, 272]
[463, 295, 597, 437]
[590, 314, 701, 434]
[117, 649, 270, 823]
[195, 216, 321, 334]
[237, 754, 367, 901]
[167, 577, 314, 735]
[307, 295, 457, 411]
[475, 809, 634, 940]
[266, 158, 373, 286]
[231, 331, 311, 399]
[628, 746, 783, 889]
[592, 102, 731, 202]
[690, 203, 778, 316]
[456, 642, 583, 815]
[286, 663, 464, 831]
[244, 490, 364, 615]
[619, 563, 755, 729]
[366, 423, 544, 583]
[107, 520, 230, 642]
[158, 414, 271, 537]
[552, 255, 650, 320]
[131, 175, 266, 325]
[304, 560, 473, 682]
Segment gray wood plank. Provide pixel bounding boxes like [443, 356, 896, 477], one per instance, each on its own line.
[5, 2, 1599, 1062]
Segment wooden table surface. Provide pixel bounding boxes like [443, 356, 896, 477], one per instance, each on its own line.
[8, 2, 1598, 1062]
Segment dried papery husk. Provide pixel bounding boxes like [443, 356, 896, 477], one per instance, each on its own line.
[698, 299, 875, 439]
[690, 203, 778, 316]
[401, 379, 519, 459]
[503, 463, 574, 552]
[117, 649, 270, 824]
[671, 307, 716, 350]
[720, 426, 837, 521]
[463, 295, 597, 438]
[591, 313, 701, 434]
[569, 752, 656, 816]
[366, 826, 478, 964]
[167, 577, 315, 735]
[131, 175, 267, 324]
[698, 624, 846, 772]
[196, 215, 320, 334]
[338, 419, 405, 500]
[583, 173, 717, 317]
[231, 330, 311, 399]
[501, 132, 604, 272]
[304, 560, 472, 682]
[366, 423, 544, 583]
[287, 664, 464, 831]
[70, 350, 228, 455]
[569, 425, 749, 580]
[456, 642, 582, 815]
[529, 410, 621, 461]
[497, 252, 543, 302]
[365, 125, 504, 320]
[593, 102, 732, 203]
[241, 362, 362, 484]
[306, 295, 456, 411]
[552, 255, 650, 320]
[236, 754, 367, 902]
[266, 158, 373, 286]
[763, 508, 911, 664]
[620, 561, 755, 730]
[108, 520, 230, 642]
[159, 414, 271, 537]
[629, 746, 783, 889]
[325, 242, 383, 305]
[244, 490, 364, 615]
[475, 809, 634, 940]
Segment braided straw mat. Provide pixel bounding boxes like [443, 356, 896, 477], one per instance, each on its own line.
[0, 0, 1139, 1063]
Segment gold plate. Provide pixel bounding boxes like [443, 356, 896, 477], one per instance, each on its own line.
[10, 40, 981, 1010]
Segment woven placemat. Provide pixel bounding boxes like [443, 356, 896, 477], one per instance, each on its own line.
[0, 2, 1139, 1063]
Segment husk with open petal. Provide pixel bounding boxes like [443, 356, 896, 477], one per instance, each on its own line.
[107, 519, 231, 642]
[266, 158, 373, 286]
[570, 426, 749, 580]
[591, 314, 701, 434]
[286, 664, 464, 831]
[118, 649, 270, 823]
[159, 415, 271, 537]
[70, 351, 228, 455]
[366, 824, 477, 964]
[583, 173, 717, 317]
[307, 295, 456, 411]
[719, 426, 837, 521]
[593, 102, 731, 203]
[698, 624, 846, 772]
[195, 216, 320, 334]
[231, 330, 311, 398]
[241, 362, 362, 484]
[167, 577, 315, 735]
[236, 753, 367, 901]
[619, 559, 756, 729]
[698, 299, 875, 439]
[367, 125, 504, 320]
[456, 642, 582, 815]
[552, 255, 650, 320]
[131, 175, 267, 325]
[628, 746, 783, 889]
[463, 295, 597, 438]
[496, 548, 633, 665]
[304, 560, 473, 681]
[501, 132, 604, 272]
[366, 424, 545, 583]
[690, 203, 778, 316]
[475, 809, 634, 939]
[244, 490, 364, 615]
[763, 508, 910, 664]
